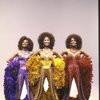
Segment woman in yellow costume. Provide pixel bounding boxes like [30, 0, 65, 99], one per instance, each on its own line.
[26, 32, 66, 100]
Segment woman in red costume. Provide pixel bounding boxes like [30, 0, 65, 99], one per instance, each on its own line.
[61, 33, 93, 100]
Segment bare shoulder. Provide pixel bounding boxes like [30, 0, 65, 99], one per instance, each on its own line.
[17, 50, 21, 55]
[61, 49, 69, 55]
[30, 51, 34, 55]
[52, 50, 63, 59]
[80, 49, 92, 58]
[34, 49, 41, 55]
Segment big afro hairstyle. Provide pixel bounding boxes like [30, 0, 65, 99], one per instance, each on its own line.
[38, 32, 55, 49]
[65, 33, 82, 49]
[18, 36, 33, 51]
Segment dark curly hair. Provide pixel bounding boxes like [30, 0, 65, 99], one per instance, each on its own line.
[38, 32, 55, 49]
[18, 36, 33, 51]
[65, 33, 82, 49]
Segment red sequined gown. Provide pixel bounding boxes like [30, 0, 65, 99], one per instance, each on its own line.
[62, 49, 93, 100]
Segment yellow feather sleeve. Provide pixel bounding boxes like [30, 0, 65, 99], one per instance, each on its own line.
[52, 58, 66, 89]
[26, 55, 42, 86]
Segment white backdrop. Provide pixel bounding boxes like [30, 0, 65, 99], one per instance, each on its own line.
[0, 0, 98, 100]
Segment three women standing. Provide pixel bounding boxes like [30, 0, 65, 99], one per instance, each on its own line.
[4, 33, 93, 100]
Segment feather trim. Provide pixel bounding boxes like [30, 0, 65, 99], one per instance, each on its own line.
[4, 60, 20, 100]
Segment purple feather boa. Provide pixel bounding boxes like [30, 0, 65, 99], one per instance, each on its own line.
[4, 59, 28, 100]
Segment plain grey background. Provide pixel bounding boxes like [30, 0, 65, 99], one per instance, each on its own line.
[0, 0, 98, 100]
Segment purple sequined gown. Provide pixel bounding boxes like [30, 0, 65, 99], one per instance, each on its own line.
[4, 56, 29, 100]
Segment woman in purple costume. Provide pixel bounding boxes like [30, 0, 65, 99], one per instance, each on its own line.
[4, 36, 33, 100]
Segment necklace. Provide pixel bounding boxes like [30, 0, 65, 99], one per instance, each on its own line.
[70, 49, 78, 53]
[21, 50, 30, 55]
[43, 49, 51, 54]
[42, 49, 53, 58]
[68, 49, 81, 57]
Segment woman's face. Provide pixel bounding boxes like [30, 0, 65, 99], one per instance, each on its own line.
[70, 37, 77, 47]
[43, 37, 50, 47]
[22, 39, 29, 48]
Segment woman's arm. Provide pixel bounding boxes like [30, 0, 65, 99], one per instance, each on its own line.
[81, 50, 92, 59]
[29, 51, 34, 57]
[61, 49, 69, 58]
[7, 52, 19, 63]
[34, 49, 41, 57]
[53, 50, 63, 59]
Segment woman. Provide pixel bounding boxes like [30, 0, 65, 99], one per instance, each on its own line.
[26, 32, 65, 100]
[61, 33, 93, 100]
[4, 36, 33, 100]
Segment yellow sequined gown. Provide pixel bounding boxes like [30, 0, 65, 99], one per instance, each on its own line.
[26, 50, 65, 100]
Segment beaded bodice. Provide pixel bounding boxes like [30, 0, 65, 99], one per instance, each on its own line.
[39, 50, 53, 69]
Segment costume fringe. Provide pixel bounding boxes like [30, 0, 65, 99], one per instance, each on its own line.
[78, 57, 93, 99]
[4, 60, 28, 100]
[4, 60, 19, 100]
[64, 56, 93, 100]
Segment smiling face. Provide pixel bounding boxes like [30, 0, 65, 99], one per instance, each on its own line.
[43, 37, 50, 47]
[22, 39, 29, 48]
[70, 37, 77, 48]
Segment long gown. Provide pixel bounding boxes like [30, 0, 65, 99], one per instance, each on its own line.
[26, 50, 66, 100]
[62, 49, 93, 100]
[4, 56, 29, 100]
